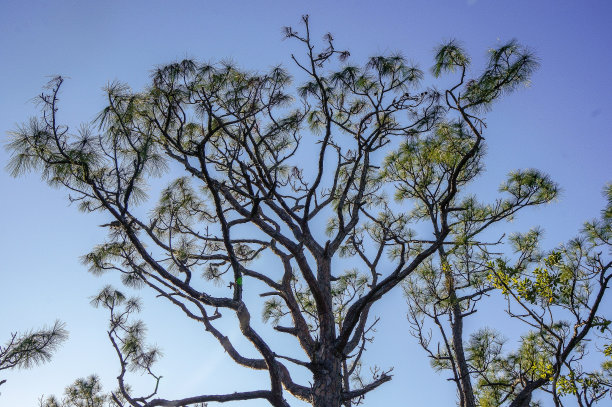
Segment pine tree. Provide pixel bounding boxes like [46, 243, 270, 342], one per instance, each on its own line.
[10, 15, 603, 407]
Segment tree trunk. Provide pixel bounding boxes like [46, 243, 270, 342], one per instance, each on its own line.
[439, 248, 477, 407]
[508, 379, 546, 407]
[451, 304, 477, 407]
[509, 390, 532, 407]
[312, 348, 343, 407]
[312, 257, 343, 407]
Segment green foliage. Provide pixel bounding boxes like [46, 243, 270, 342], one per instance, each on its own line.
[464, 41, 538, 111]
[583, 182, 612, 246]
[382, 120, 483, 205]
[91, 286, 160, 375]
[39, 375, 129, 407]
[0, 321, 67, 380]
[604, 344, 612, 359]
[480, 188, 612, 405]
[500, 169, 559, 205]
[262, 297, 285, 325]
[467, 328, 505, 372]
[31, 288, 160, 406]
[432, 40, 470, 77]
[62, 375, 106, 407]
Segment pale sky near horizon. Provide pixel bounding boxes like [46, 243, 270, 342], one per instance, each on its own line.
[1, 1, 611, 406]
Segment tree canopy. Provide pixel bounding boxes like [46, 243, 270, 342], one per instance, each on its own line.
[7, 16, 611, 407]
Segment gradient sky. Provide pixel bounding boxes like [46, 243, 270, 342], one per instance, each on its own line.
[1, 1, 611, 405]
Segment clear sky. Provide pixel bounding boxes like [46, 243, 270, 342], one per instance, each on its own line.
[1, 0, 611, 405]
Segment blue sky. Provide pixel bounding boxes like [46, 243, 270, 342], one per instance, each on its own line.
[1, 0, 611, 405]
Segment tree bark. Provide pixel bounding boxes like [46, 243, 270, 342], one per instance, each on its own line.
[508, 379, 546, 407]
[312, 347, 343, 407]
[439, 247, 477, 407]
[312, 257, 344, 407]
[451, 303, 477, 407]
